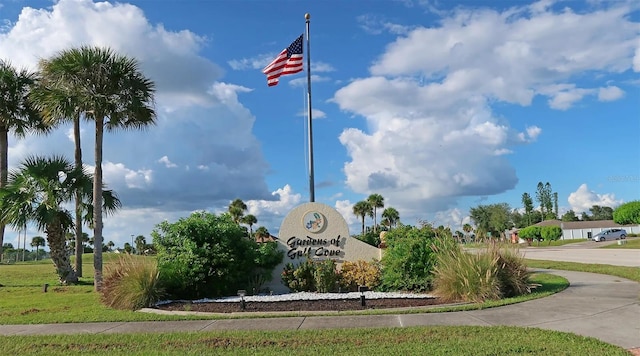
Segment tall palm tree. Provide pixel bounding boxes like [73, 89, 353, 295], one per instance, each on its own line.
[31, 67, 87, 276]
[228, 198, 247, 224]
[381, 207, 400, 230]
[0, 60, 43, 258]
[40, 46, 156, 290]
[241, 214, 258, 239]
[0, 155, 121, 283]
[30, 236, 46, 261]
[367, 194, 384, 233]
[463, 223, 474, 242]
[352, 200, 373, 236]
[134, 235, 146, 255]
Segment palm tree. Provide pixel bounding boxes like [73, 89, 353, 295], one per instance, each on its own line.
[31, 69, 86, 276]
[353, 200, 373, 236]
[0, 60, 43, 258]
[463, 223, 474, 242]
[106, 240, 115, 252]
[40, 46, 156, 290]
[30, 236, 46, 261]
[241, 214, 258, 239]
[367, 194, 384, 233]
[134, 235, 146, 255]
[228, 198, 247, 224]
[0, 155, 121, 283]
[381, 207, 400, 230]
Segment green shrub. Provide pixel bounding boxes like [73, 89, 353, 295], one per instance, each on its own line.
[314, 259, 339, 293]
[339, 260, 381, 291]
[518, 226, 542, 241]
[379, 224, 443, 292]
[613, 201, 640, 224]
[541, 226, 562, 245]
[100, 255, 165, 310]
[152, 211, 282, 299]
[432, 242, 531, 302]
[282, 259, 317, 292]
[354, 231, 381, 247]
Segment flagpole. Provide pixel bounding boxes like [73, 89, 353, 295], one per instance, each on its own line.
[305, 13, 315, 202]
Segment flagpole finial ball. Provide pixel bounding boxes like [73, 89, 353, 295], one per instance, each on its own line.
[305, 13, 310, 20]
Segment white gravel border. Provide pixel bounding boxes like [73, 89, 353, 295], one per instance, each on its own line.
[157, 291, 437, 305]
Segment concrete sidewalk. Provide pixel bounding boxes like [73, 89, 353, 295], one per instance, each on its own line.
[0, 270, 638, 351]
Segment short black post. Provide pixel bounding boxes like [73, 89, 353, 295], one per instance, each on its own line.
[43, 284, 49, 293]
[358, 285, 369, 307]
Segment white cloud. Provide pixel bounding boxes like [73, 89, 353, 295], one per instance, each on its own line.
[297, 108, 327, 119]
[568, 184, 623, 213]
[598, 86, 625, 102]
[227, 53, 277, 71]
[357, 14, 412, 35]
[0, 0, 274, 213]
[243, 185, 303, 234]
[548, 88, 594, 110]
[157, 156, 177, 168]
[312, 62, 336, 73]
[289, 75, 331, 87]
[333, 3, 637, 213]
[526, 126, 542, 141]
[634, 46, 640, 72]
[370, 4, 637, 107]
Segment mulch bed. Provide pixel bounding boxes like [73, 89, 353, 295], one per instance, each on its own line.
[156, 297, 445, 313]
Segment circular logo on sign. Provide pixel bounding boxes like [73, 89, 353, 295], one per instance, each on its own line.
[303, 211, 325, 233]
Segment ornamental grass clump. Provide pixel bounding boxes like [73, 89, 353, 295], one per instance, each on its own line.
[100, 254, 165, 310]
[432, 242, 531, 303]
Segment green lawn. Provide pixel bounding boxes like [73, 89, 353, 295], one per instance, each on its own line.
[0, 326, 629, 355]
[0, 253, 635, 355]
[601, 237, 640, 249]
[525, 259, 640, 282]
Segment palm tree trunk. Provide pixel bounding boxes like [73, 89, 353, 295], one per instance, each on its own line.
[73, 116, 84, 277]
[373, 208, 377, 233]
[361, 216, 365, 235]
[0, 127, 7, 258]
[93, 116, 104, 291]
[46, 221, 78, 284]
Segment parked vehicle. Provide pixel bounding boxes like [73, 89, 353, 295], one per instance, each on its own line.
[592, 229, 627, 242]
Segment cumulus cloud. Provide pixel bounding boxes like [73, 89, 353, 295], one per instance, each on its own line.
[158, 156, 177, 168]
[333, 2, 638, 213]
[0, 0, 274, 238]
[568, 184, 623, 213]
[598, 86, 625, 102]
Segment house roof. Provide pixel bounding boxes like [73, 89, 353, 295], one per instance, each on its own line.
[533, 219, 638, 230]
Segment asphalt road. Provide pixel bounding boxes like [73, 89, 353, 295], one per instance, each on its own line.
[519, 238, 640, 267]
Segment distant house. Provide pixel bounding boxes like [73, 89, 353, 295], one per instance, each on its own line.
[533, 219, 640, 240]
[255, 234, 278, 243]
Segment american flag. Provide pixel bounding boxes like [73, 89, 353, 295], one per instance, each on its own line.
[262, 34, 304, 87]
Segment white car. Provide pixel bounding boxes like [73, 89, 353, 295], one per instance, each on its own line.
[592, 229, 627, 242]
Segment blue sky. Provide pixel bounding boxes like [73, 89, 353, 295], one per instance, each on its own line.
[0, 0, 638, 249]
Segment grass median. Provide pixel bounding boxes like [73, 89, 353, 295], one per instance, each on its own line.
[0, 326, 630, 355]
